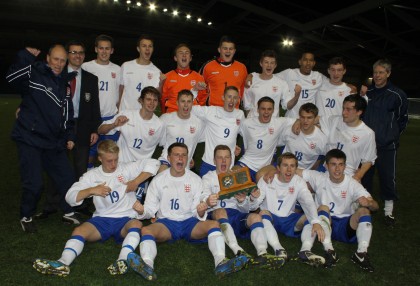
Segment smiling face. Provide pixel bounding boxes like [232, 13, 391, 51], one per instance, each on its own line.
[168, 146, 188, 177]
[67, 44, 85, 69]
[326, 157, 346, 183]
[342, 101, 361, 126]
[139, 93, 159, 114]
[214, 149, 232, 174]
[276, 157, 297, 183]
[95, 40, 113, 65]
[174, 46, 192, 69]
[46, 46, 67, 75]
[373, 65, 390, 88]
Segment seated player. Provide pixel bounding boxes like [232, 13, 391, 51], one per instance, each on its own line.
[202, 145, 285, 268]
[32, 140, 160, 277]
[298, 149, 378, 272]
[128, 143, 249, 280]
[250, 152, 326, 267]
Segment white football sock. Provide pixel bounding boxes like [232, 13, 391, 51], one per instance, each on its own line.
[58, 235, 85, 266]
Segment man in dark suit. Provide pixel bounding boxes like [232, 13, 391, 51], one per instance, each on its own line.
[36, 40, 101, 223]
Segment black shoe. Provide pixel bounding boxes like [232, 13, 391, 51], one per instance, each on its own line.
[324, 249, 339, 268]
[62, 212, 83, 225]
[34, 209, 57, 220]
[20, 217, 37, 233]
[351, 252, 374, 273]
[384, 215, 395, 227]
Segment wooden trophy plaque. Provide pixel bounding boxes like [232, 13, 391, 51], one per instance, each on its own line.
[218, 167, 257, 199]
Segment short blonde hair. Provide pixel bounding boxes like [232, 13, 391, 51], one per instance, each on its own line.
[97, 140, 119, 156]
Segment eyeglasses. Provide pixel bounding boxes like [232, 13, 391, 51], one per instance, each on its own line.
[68, 51, 85, 55]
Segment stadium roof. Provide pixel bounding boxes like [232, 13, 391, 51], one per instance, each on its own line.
[1, 0, 419, 93]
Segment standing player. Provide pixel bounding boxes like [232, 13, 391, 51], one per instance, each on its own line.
[161, 43, 207, 113]
[318, 94, 376, 182]
[299, 149, 379, 272]
[243, 50, 292, 118]
[250, 153, 325, 266]
[202, 145, 285, 268]
[361, 59, 409, 226]
[316, 57, 352, 117]
[200, 35, 248, 107]
[158, 89, 204, 172]
[128, 143, 249, 279]
[237, 97, 295, 182]
[119, 35, 163, 111]
[279, 103, 327, 170]
[191, 86, 245, 176]
[33, 140, 160, 277]
[82, 34, 121, 168]
[277, 52, 322, 118]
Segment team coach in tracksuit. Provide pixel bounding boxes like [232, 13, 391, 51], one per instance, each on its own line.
[6, 45, 77, 233]
[361, 58, 409, 227]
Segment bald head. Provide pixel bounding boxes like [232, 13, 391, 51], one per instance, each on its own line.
[47, 45, 67, 75]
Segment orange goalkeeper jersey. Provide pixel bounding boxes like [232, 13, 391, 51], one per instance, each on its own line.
[161, 70, 207, 113]
[201, 59, 247, 107]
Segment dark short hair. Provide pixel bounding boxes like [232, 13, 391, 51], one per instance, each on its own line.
[137, 34, 154, 47]
[257, 96, 275, 108]
[139, 86, 160, 101]
[168, 142, 188, 155]
[219, 35, 236, 48]
[299, 102, 318, 117]
[65, 40, 86, 52]
[277, 152, 298, 167]
[177, 89, 194, 101]
[95, 34, 114, 48]
[328, 57, 346, 69]
[343, 94, 367, 114]
[260, 50, 277, 62]
[214, 144, 231, 159]
[325, 149, 346, 164]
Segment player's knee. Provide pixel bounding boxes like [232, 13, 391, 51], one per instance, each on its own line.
[207, 220, 220, 229]
[247, 213, 261, 225]
[213, 208, 227, 220]
[318, 205, 330, 213]
[356, 206, 371, 216]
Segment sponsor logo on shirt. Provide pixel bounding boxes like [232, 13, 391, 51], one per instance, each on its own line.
[211, 71, 219, 75]
[341, 190, 347, 198]
[149, 128, 155, 136]
[269, 127, 274, 135]
[338, 91, 344, 97]
[273, 86, 278, 92]
[190, 80, 196, 86]
[352, 135, 359, 143]
[236, 119, 241, 125]
[234, 71, 239, 77]
[185, 184, 191, 192]
[190, 126, 196, 134]
[111, 72, 116, 78]
[288, 187, 294, 194]
[312, 79, 317, 85]
[170, 80, 177, 83]
[147, 72, 153, 80]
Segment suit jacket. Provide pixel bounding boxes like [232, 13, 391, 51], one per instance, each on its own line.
[65, 68, 101, 147]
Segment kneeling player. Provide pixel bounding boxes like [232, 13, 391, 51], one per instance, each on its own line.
[299, 149, 378, 272]
[130, 143, 248, 280]
[202, 145, 284, 269]
[33, 140, 160, 277]
[251, 152, 326, 267]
